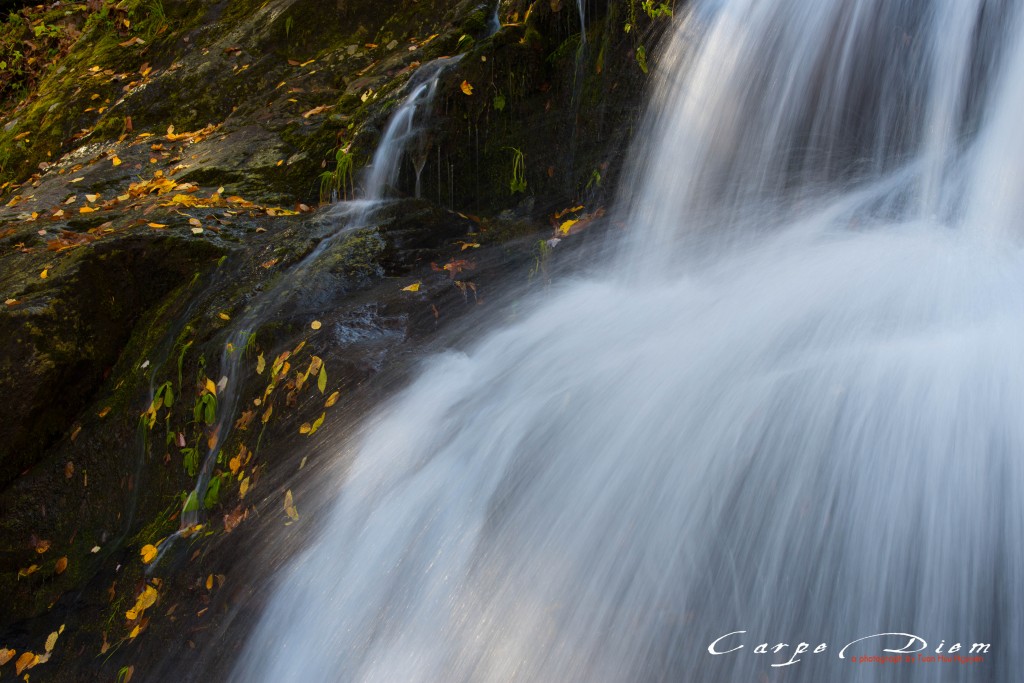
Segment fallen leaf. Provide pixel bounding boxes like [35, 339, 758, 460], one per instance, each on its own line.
[308, 411, 326, 436]
[44, 630, 58, 652]
[325, 391, 340, 408]
[140, 544, 158, 564]
[317, 366, 327, 394]
[34, 540, 50, 554]
[205, 377, 217, 395]
[239, 477, 250, 499]
[15, 651, 37, 675]
[0, 649, 14, 666]
[85, 194, 99, 202]
[98, 406, 111, 418]
[65, 461, 75, 477]
[147, 222, 167, 229]
[460, 80, 474, 95]
[125, 584, 158, 620]
[205, 574, 213, 590]
[55, 556, 68, 574]
[401, 282, 421, 292]
[284, 490, 299, 521]
[218, 312, 230, 320]
[255, 353, 266, 375]
[310, 320, 322, 330]
[40, 269, 48, 279]
[112, 156, 122, 167]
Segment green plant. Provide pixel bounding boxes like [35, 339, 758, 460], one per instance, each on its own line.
[635, 44, 649, 74]
[641, 0, 673, 19]
[318, 147, 356, 202]
[193, 392, 217, 425]
[529, 238, 551, 282]
[504, 147, 527, 194]
[181, 446, 199, 477]
[31, 22, 61, 39]
[284, 15, 294, 39]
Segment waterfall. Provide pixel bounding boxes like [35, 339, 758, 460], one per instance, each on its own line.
[231, 1, 1023, 681]
[361, 57, 459, 202]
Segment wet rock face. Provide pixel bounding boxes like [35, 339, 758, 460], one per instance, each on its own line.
[0, 235, 224, 488]
[0, 0, 671, 677]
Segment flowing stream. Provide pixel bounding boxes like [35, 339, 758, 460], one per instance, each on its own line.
[232, 1, 1022, 680]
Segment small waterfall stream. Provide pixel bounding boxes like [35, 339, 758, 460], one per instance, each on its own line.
[232, 1, 1023, 681]
[173, 56, 459, 534]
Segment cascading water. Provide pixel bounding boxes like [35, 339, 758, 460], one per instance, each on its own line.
[231, 1, 1022, 681]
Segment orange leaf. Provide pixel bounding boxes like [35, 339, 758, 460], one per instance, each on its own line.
[460, 80, 474, 95]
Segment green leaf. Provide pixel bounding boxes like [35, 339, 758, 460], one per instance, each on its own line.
[636, 45, 649, 74]
[493, 93, 506, 111]
[182, 447, 199, 477]
[317, 366, 327, 394]
[204, 476, 222, 509]
[161, 382, 174, 407]
[182, 490, 199, 513]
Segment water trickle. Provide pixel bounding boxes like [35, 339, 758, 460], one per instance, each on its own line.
[232, 1, 1024, 681]
[360, 57, 460, 204]
[174, 57, 459, 533]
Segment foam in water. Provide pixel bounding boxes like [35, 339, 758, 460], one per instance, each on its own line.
[231, 1, 1023, 680]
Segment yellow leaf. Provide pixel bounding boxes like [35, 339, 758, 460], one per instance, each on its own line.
[44, 630, 58, 653]
[218, 312, 230, 320]
[299, 423, 311, 434]
[147, 222, 167, 229]
[308, 411, 326, 436]
[317, 366, 327, 394]
[0, 648, 14, 665]
[15, 651, 37, 675]
[205, 377, 217, 395]
[126, 585, 158, 621]
[40, 269, 48, 279]
[79, 206, 96, 213]
[140, 544, 158, 564]
[325, 391, 340, 408]
[460, 80, 474, 95]
[34, 540, 50, 554]
[239, 476, 250, 499]
[205, 574, 213, 590]
[85, 194, 99, 202]
[310, 320, 322, 330]
[261, 405, 273, 423]
[112, 156, 122, 166]
[54, 556, 68, 574]
[129, 625, 140, 639]
[256, 353, 265, 374]
[401, 282, 421, 292]
[284, 490, 299, 521]
[228, 455, 241, 474]
[558, 218, 579, 235]
[18, 565, 39, 578]
[98, 406, 111, 418]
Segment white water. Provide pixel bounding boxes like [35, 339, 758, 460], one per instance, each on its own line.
[361, 57, 458, 203]
[233, 1, 1023, 680]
